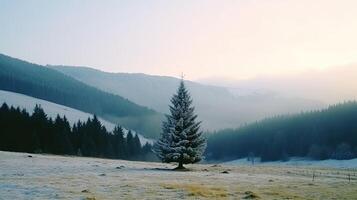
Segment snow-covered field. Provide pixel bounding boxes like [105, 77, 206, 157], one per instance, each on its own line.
[225, 157, 357, 169]
[0, 90, 153, 145]
[1, 151, 356, 199]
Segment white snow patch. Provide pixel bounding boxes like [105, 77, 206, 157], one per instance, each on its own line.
[0, 90, 153, 145]
[224, 157, 357, 169]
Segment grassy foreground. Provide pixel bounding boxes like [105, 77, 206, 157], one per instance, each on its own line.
[0, 151, 356, 199]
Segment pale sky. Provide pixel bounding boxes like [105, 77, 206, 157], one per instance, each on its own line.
[1, 0, 357, 80]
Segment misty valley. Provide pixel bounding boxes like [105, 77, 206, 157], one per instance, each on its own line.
[1, 1, 357, 199]
[1, 53, 356, 199]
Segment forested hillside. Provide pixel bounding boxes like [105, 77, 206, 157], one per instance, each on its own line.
[0, 54, 162, 138]
[51, 65, 323, 131]
[0, 103, 153, 160]
[206, 102, 357, 161]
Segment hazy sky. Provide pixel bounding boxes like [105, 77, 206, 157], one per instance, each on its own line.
[1, 0, 357, 80]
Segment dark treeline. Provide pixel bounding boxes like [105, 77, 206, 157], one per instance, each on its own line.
[0, 103, 153, 161]
[206, 101, 357, 162]
[0, 53, 162, 138]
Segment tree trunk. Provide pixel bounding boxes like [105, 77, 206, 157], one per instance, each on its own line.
[178, 161, 184, 169]
[174, 160, 185, 170]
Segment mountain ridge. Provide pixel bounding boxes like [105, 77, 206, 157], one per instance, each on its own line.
[51, 65, 325, 131]
[0, 53, 162, 138]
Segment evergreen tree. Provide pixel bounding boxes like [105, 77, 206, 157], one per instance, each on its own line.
[53, 115, 73, 154]
[153, 80, 206, 169]
[206, 101, 357, 161]
[0, 103, 156, 161]
[31, 104, 49, 152]
[133, 134, 142, 156]
[113, 125, 126, 158]
[0, 53, 160, 139]
[126, 131, 134, 157]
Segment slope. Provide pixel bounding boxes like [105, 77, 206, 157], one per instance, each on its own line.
[51, 65, 324, 131]
[0, 54, 162, 138]
[206, 101, 357, 161]
[0, 90, 152, 145]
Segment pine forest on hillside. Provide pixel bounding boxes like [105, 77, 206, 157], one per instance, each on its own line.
[0, 54, 162, 138]
[206, 101, 357, 161]
[0, 103, 153, 161]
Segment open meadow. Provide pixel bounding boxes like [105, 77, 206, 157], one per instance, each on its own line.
[1, 151, 356, 200]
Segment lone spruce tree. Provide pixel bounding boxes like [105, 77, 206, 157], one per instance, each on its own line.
[153, 79, 206, 169]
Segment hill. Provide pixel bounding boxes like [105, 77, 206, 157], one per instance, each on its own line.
[0, 90, 152, 145]
[206, 101, 357, 161]
[0, 54, 162, 138]
[51, 65, 324, 131]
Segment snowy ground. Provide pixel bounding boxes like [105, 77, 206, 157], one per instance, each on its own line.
[225, 157, 357, 169]
[0, 90, 153, 145]
[1, 151, 356, 199]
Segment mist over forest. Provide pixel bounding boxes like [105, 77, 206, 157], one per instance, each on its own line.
[1, 1, 357, 198]
[199, 64, 357, 105]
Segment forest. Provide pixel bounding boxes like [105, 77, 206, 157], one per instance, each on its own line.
[206, 101, 357, 161]
[0, 103, 153, 161]
[0, 53, 162, 138]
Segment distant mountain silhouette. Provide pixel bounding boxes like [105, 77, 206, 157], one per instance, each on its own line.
[51, 65, 324, 131]
[199, 64, 357, 105]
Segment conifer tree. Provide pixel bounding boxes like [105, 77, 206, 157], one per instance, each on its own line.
[113, 125, 126, 158]
[153, 80, 206, 169]
[133, 134, 141, 156]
